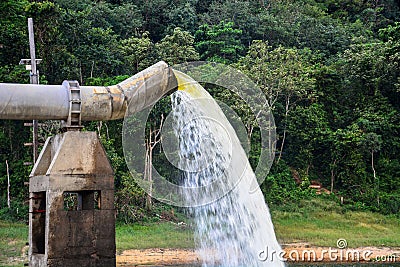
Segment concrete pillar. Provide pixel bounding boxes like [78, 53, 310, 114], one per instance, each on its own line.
[29, 131, 116, 267]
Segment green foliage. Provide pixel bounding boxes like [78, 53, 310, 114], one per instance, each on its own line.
[0, 65, 28, 83]
[0, 0, 29, 66]
[0, 121, 30, 217]
[238, 41, 317, 111]
[256, 0, 355, 56]
[379, 21, 400, 41]
[0, 201, 29, 222]
[195, 21, 244, 63]
[115, 172, 147, 224]
[87, 1, 143, 38]
[316, 0, 400, 32]
[286, 103, 331, 172]
[129, 0, 171, 41]
[155, 27, 199, 65]
[77, 27, 122, 83]
[262, 161, 317, 207]
[199, 0, 259, 46]
[119, 32, 155, 74]
[165, 2, 198, 34]
[85, 74, 130, 87]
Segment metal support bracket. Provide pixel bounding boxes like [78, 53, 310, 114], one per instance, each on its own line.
[62, 80, 83, 131]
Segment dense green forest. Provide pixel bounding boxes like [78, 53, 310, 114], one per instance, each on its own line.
[1, 0, 399, 222]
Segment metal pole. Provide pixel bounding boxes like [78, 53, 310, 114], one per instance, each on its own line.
[28, 18, 38, 85]
[28, 18, 39, 163]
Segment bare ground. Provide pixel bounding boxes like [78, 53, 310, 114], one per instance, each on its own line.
[116, 246, 400, 266]
[7, 245, 400, 266]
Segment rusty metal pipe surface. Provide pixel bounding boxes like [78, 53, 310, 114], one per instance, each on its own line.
[0, 61, 176, 121]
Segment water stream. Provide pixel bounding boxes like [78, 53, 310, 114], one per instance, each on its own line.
[170, 70, 284, 267]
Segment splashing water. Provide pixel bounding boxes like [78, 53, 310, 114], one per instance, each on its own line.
[170, 70, 284, 267]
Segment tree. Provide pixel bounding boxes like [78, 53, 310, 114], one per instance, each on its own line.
[0, 0, 30, 84]
[155, 27, 199, 65]
[165, 2, 198, 34]
[310, 32, 400, 207]
[144, 114, 164, 210]
[286, 103, 331, 179]
[255, 0, 355, 56]
[120, 32, 155, 74]
[379, 21, 400, 41]
[195, 21, 244, 63]
[362, 132, 382, 204]
[88, 2, 143, 38]
[75, 27, 121, 84]
[0, 0, 29, 66]
[135, 0, 170, 41]
[199, 0, 260, 46]
[238, 41, 317, 163]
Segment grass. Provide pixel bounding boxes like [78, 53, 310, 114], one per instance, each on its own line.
[114, 198, 400, 251]
[1, 198, 399, 266]
[272, 198, 400, 248]
[116, 221, 194, 253]
[0, 220, 28, 267]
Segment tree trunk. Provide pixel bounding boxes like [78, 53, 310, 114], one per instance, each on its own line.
[90, 60, 94, 78]
[8, 125, 13, 159]
[330, 159, 337, 193]
[79, 61, 83, 85]
[97, 121, 102, 137]
[371, 150, 379, 206]
[144, 115, 164, 211]
[277, 97, 290, 164]
[145, 140, 153, 211]
[6, 160, 10, 208]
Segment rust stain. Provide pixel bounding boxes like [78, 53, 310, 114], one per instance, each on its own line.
[120, 72, 157, 88]
[92, 88, 108, 94]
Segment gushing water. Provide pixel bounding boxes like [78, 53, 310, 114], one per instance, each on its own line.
[170, 71, 284, 267]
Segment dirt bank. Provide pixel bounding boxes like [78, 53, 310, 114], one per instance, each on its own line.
[117, 248, 200, 266]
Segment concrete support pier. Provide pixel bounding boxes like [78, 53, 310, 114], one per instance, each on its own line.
[29, 131, 116, 267]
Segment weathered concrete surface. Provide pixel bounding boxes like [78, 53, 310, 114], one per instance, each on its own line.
[29, 132, 116, 267]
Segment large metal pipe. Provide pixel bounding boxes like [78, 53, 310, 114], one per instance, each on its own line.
[0, 61, 176, 121]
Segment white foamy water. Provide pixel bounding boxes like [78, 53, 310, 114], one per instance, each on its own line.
[170, 71, 284, 267]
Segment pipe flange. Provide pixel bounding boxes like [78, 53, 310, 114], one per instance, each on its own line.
[62, 80, 83, 131]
